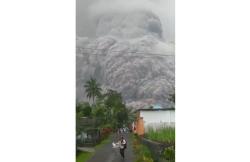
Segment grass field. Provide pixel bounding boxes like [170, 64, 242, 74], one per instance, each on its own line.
[145, 127, 175, 144]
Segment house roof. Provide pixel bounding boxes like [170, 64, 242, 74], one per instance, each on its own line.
[136, 108, 175, 112]
[152, 104, 163, 109]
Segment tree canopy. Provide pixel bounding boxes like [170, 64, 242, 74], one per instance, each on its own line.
[84, 78, 102, 104]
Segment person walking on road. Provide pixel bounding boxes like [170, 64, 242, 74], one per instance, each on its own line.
[119, 136, 127, 159]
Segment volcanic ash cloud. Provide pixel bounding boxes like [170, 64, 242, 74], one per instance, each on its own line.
[76, 10, 175, 108]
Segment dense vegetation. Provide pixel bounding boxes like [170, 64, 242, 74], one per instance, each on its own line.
[76, 78, 135, 135]
[76, 151, 93, 162]
[145, 127, 175, 144]
[162, 146, 175, 162]
[144, 127, 175, 162]
[132, 134, 154, 162]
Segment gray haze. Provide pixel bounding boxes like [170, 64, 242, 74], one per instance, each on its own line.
[76, 0, 175, 108]
[76, 0, 175, 42]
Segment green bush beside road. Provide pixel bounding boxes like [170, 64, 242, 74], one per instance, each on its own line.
[76, 151, 93, 162]
[132, 134, 154, 162]
[145, 127, 175, 144]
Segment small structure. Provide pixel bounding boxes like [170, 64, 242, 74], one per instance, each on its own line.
[133, 108, 175, 136]
[76, 117, 101, 147]
[77, 128, 101, 147]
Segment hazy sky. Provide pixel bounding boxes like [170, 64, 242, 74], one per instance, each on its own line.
[76, 0, 175, 42]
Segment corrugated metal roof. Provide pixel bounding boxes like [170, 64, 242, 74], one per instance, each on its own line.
[152, 104, 163, 109]
[136, 108, 175, 112]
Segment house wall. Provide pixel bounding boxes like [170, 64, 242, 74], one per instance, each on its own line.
[136, 117, 145, 136]
[132, 111, 144, 135]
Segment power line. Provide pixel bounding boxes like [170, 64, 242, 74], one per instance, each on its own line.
[77, 53, 175, 58]
[77, 47, 175, 57]
[78, 47, 174, 56]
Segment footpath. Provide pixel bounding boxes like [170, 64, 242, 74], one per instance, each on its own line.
[87, 133, 135, 162]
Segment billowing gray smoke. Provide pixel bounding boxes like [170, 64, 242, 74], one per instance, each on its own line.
[76, 9, 175, 108]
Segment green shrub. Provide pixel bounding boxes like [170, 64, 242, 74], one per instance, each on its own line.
[136, 155, 154, 162]
[145, 127, 175, 144]
[162, 147, 175, 162]
[76, 151, 93, 162]
[133, 135, 154, 162]
[76, 102, 92, 117]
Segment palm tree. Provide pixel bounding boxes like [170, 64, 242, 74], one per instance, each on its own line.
[84, 78, 102, 105]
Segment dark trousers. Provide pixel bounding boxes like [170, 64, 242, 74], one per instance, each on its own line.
[120, 148, 125, 158]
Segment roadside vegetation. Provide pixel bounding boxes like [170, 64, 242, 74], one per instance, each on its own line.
[162, 146, 175, 162]
[132, 134, 154, 162]
[76, 78, 135, 133]
[145, 127, 175, 144]
[76, 151, 93, 162]
[76, 134, 112, 162]
[144, 127, 175, 162]
[76, 78, 136, 157]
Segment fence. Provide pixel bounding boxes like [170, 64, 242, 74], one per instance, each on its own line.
[76, 117, 112, 147]
[76, 128, 101, 147]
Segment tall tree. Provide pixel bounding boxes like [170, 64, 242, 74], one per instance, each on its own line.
[84, 78, 102, 104]
[104, 89, 123, 119]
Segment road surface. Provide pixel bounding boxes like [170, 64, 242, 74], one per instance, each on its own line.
[87, 133, 135, 162]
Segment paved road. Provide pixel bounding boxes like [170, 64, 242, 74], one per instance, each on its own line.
[87, 133, 135, 162]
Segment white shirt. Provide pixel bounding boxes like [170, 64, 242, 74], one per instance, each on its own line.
[112, 139, 126, 149]
[120, 139, 126, 149]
